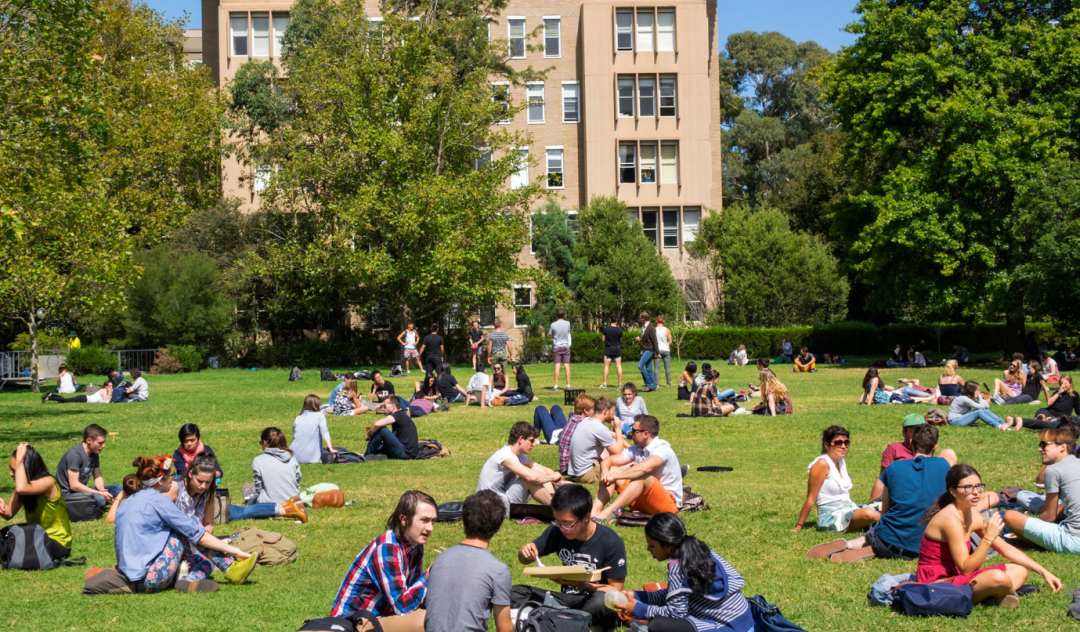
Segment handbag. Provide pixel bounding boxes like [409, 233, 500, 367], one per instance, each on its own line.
[893, 582, 973, 617]
[213, 488, 231, 525]
[229, 527, 298, 566]
[747, 595, 807, 632]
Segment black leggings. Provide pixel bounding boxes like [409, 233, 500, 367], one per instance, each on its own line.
[46, 394, 87, 403]
[1003, 394, 1034, 405]
[1020, 415, 1080, 430]
[648, 618, 696, 632]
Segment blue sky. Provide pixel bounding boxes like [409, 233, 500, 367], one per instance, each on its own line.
[149, 0, 860, 52]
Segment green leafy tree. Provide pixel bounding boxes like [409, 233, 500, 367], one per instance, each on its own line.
[823, 0, 1080, 347]
[689, 206, 848, 327]
[572, 196, 682, 325]
[530, 199, 581, 286]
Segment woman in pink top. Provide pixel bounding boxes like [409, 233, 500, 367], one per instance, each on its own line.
[918, 464, 1061, 608]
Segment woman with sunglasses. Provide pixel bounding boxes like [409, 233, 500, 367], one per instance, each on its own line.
[917, 464, 1061, 608]
[481, 362, 510, 406]
[794, 426, 879, 535]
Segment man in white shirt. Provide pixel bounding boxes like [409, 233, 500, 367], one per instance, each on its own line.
[478, 422, 564, 513]
[467, 364, 490, 407]
[592, 415, 682, 520]
[566, 398, 625, 484]
[124, 369, 149, 402]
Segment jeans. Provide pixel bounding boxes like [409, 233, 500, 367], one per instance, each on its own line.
[653, 350, 672, 386]
[887, 360, 907, 368]
[717, 388, 736, 401]
[229, 503, 279, 521]
[533, 405, 567, 443]
[1004, 394, 1035, 405]
[1016, 490, 1045, 514]
[949, 409, 1005, 428]
[94, 484, 124, 509]
[638, 350, 656, 389]
[366, 427, 408, 460]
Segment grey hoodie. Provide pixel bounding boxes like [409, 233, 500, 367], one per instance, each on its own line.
[252, 448, 302, 504]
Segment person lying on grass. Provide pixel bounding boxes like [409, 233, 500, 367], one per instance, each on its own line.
[593, 415, 683, 522]
[916, 464, 1061, 609]
[43, 381, 111, 404]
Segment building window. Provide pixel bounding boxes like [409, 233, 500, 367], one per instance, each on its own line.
[478, 305, 496, 328]
[639, 76, 655, 118]
[511, 148, 529, 189]
[660, 141, 678, 184]
[566, 209, 580, 234]
[657, 9, 675, 51]
[636, 10, 654, 52]
[272, 14, 289, 56]
[562, 82, 579, 123]
[546, 148, 564, 189]
[231, 14, 249, 56]
[639, 142, 657, 183]
[255, 164, 273, 192]
[615, 9, 633, 51]
[662, 208, 679, 248]
[544, 17, 561, 58]
[493, 82, 510, 123]
[682, 207, 700, 244]
[527, 83, 545, 124]
[514, 285, 533, 328]
[659, 76, 677, 117]
[252, 13, 270, 56]
[641, 208, 658, 245]
[617, 76, 635, 118]
[475, 147, 492, 170]
[618, 142, 636, 184]
[627, 207, 639, 226]
[508, 18, 526, 58]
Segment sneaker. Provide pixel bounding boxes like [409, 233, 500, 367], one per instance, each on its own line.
[1016, 584, 1040, 598]
[224, 548, 260, 585]
[550, 385, 560, 390]
[281, 497, 308, 524]
[175, 579, 219, 593]
[805, 539, 847, 560]
[829, 546, 874, 563]
[596, 384, 607, 389]
[992, 394, 1005, 405]
[564, 385, 572, 390]
[680, 465, 689, 478]
[531, 396, 539, 402]
[731, 407, 752, 415]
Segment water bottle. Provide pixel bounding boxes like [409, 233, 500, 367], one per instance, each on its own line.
[604, 590, 628, 611]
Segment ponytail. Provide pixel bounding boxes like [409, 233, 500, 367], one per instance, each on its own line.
[644, 512, 715, 595]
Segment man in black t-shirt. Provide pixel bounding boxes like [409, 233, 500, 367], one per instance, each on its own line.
[514, 485, 626, 631]
[369, 370, 396, 402]
[436, 370, 470, 403]
[365, 397, 419, 460]
[599, 317, 623, 389]
[419, 323, 446, 375]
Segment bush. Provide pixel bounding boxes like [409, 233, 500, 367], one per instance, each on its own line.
[66, 346, 118, 376]
[9, 329, 69, 352]
[166, 345, 204, 373]
[150, 348, 182, 374]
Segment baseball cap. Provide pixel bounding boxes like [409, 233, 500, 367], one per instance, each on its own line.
[902, 413, 926, 428]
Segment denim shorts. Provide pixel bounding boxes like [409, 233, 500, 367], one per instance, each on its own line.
[1023, 517, 1080, 554]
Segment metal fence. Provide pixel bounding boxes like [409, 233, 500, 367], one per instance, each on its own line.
[0, 348, 160, 379]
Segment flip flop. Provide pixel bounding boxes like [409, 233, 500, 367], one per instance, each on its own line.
[806, 539, 846, 560]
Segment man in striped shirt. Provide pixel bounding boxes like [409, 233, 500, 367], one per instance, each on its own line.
[330, 490, 438, 631]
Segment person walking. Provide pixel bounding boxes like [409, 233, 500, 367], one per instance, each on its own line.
[636, 312, 658, 392]
[653, 316, 672, 388]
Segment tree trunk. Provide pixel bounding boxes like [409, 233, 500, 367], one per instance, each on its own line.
[1004, 314, 1025, 359]
[28, 313, 39, 393]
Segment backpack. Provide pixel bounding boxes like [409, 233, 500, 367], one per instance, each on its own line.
[925, 406, 948, 426]
[65, 493, 103, 522]
[289, 366, 303, 382]
[416, 440, 449, 460]
[354, 370, 372, 381]
[868, 573, 916, 607]
[229, 527, 298, 566]
[679, 487, 709, 513]
[0, 523, 57, 570]
[436, 501, 463, 522]
[298, 610, 382, 632]
[320, 368, 337, 382]
[213, 488, 231, 525]
[747, 595, 807, 632]
[515, 602, 591, 632]
[893, 582, 973, 617]
[506, 393, 530, 406]
[389, 364, 404, 378]
[321, 447, 366, 464]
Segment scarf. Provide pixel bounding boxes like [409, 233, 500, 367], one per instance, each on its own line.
[180, 441, 206, 471]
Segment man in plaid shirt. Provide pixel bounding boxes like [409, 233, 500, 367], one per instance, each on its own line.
[330, 490, 438, 630]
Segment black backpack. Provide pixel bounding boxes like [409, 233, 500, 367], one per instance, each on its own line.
[298, 610, 382, 631]
[321, 447, 367, 465]
[65, 493, 103, 522]
[515, 602, 591, 632]
[436, 501, 463, 522]
[0, 523, 84, 571]
[320, 368, 337, 382]
[416, 440, 447, 460]
[289, 367, 303, 382]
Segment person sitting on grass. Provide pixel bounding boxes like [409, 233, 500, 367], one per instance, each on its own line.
[482, 362, 511, 407]
[509, 363, 535, 402]
[83, 455, 257, 595]
[610, 512, 753, 632]
[858, 367, 886, 405]
[172, 423, 222, 479]
[728, 344, 749, 366]
[478, 422, 563, 513]
[887, 343, 907, 368]
[692, 363, 711, 392]
[292, 394, 336, 464]
[122, 369, 149, 402]
[327, 372, 356, 408]
[793, 347, 817, 373]
[43, 381, 112, 404]
[868, 414, 957, 503]
[466, 363, 490, 405]
[999, 361, 1049, 406]
[988, 359, 1027, 405]
[938, 360, 964, 399]
[677, 362, 697, 401]
[1002, 427, 1080, 555]
[916, 464, 1061, 609]
[1004, 375, 1080, 431]
[365, 397, 420, 461]
[552, 392, 595, 457]
[947, 381, 1006, 429]
[0, 444, 73, 565]
[534, 403, 568, 444]
[425, 490, 514, 632]
[515, 484, 626, 632]
[908, 345, 928, 368]
[753, 371, 791, 416]
[56, 423, 122, 510]
[689, 370, 736, 417]
[615, 383, 649, 434]
[436, 362, 472, 405]
[247, 428, 306, 522]
[1040, 350, 1060, 384]
[369, 370, 396, 402]
[413, 372, 440, 402]
[794, 426, 880, 535]
[55, 362, 77, 394]
[330, 490, 437, 630]
[593, 415, 683, 522]
[332, 379, 371, 416]
[564, 397, 625, 484]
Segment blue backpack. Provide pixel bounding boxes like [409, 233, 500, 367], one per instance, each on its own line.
[747, 595, 806, 632]
[505, 393, 530, 406]
[893, 583, 973, 617]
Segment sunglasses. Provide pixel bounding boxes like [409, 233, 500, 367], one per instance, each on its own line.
[831, 439, 851, 447]
[1039, 441, 1061, 450]
[628, 428, 646, 436]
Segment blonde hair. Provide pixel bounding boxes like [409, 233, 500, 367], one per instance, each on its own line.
[942, 360, 957, 378]
[1006, 363, 1024, 383]
[343, 379, 358, 395]
[760, 371, 788, 401]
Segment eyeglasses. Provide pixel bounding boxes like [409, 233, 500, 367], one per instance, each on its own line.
[554, 517, 583, 530]
[955, 483, 986, 494]
[628, 428, 646, 436]
[1039, 441, 1060, 450]
[830, 439, 851, 447]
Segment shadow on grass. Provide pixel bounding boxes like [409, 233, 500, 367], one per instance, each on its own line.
[0, 407, 108, 426]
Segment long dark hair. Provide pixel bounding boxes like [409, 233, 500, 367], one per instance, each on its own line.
[437, 362, 452, 379]
[924, 463, 980, 522]
[12, 446, 52, 513]
[513, 363, 530, 387]
[862, 367, 879, 391]
[961, 380, 980, 399]
[422, 372, 438, 396]
[644, 513, 715, 595]
[178, 423, 201, 446]
[260, 427, 292, 454]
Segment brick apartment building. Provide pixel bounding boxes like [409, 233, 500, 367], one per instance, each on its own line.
[191, 0, 722, 345]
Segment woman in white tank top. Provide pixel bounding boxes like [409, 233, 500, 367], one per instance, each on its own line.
[794, 426, 880, 534]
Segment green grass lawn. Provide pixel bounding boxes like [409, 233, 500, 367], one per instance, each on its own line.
[0, 361, 1074, 631]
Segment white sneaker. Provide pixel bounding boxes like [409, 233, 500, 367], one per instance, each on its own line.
[992, 394, 1005, 405]
[731, 407, 752, 415]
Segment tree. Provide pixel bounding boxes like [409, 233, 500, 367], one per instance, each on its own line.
[572, 197, 682, 325]
[232, 0, 544, 336]
[823, 0, 1080, 348]
[689, 206, 848, 327]
[530, 199, 580, 286]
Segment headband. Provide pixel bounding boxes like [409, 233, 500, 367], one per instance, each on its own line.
[141, 455, 173, 487]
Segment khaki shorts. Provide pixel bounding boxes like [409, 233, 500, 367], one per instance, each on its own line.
[568, 462, 601, 484]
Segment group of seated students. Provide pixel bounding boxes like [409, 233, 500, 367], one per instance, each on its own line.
[795, 418, 1072, 609]
[42, 367, 149, 404]
[331, 487, 751, 632]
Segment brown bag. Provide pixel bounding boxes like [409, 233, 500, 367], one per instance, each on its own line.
[312, 490, 344, 509]
[925, 406, 948, 426]
[213, 488, 230, 525]
[491, 396, 507, 407]
[229, 527, 298, 566]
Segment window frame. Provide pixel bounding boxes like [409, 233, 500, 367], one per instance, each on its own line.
[513, 285, 533, 329]
[657, 9, 675, 52]
[546, 146, 564, 190]
[660, 141, 679, 184]
[641, 208, 659, 246]
[682, 207, 700, 245]
[251, 12, 270, 57]
[543, 16, 561, 58]
[659, 75, 677, 117]
[639, 141, 657, 184]
[230, 14, 249, 57]
[617, 76, 635, 118]
[636, 9, 654, 53]
[615, 9, 634, 51]
[272, 13, 289, 56]
[475, 146, 492, 170]
[618, 142, 637, 185]
[526, 82, 545, 124]
[638, 75, 656, 118]
[662, 208, 680, 249]
[562, 81, 580, 123]
[492, 81, 511, 124]
[508, 17, 526, 59]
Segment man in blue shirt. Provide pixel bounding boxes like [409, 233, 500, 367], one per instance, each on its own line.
[865, 424, 951, 559]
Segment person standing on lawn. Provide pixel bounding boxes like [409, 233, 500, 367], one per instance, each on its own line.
[397, 322, 421, 375]
[653, 316, 673, 388]
[636, 312, 659, 392]
[418, 323, 445, 376]
[548, 308, 572, 390]
[599, 316, 624, 389]
[487, 320, 514, 367]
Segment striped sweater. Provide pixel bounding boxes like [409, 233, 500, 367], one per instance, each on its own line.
[633, 551, 754, 632]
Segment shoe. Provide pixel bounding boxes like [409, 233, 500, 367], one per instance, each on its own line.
[224, 548, 260, 585]
[806, 539, 848, 560]
[680, 465, 689, 478]
[845, 536, 867, 549]
[532, 396, 539, 402]
[829, 546, 874, 563]
[597, 384, 607, 389]
[550, 385, 560, 390]
[175, 579, 219, 593]
[564, 385, 572, 390]
[1016, 584, 1039, 598]
[805, 539, 847, 560]
[41, 392, 49, 404]
[364, 454, 388, 461]
[994, 593, 1020, 610]
[281, 497, 308, 523]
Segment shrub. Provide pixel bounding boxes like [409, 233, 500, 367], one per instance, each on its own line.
[166, 345, 204, 373]
[150, 348, 182, 374]
[9, 329, 69, 352]
[66, 346, 118, 376]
